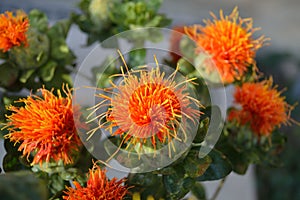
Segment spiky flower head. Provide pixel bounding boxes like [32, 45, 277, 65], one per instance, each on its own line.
[228, 79, 292, 136]
[89, 62, 201, 153]
[0, 10, 29, 52]
[4, 85, 84, 165]
[185, 7, 266, 83]
[63, 164, 128, 200]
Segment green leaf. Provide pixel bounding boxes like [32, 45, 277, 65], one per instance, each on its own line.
[145, 0, 163, 11]
[47, 20, 76, 65]
[48, 173, 66, 196]
[9, 29, 50, 70]
[92, 56, 119, 87]
[31, 160, 65, 174]
[2, 95, 25, 109]
[39, 61, 57, 82]
[191, 182, 206, 200]
[60, 168, 79, 181]
[0, 62, 19, 88]
[4, 139, 19, 154]
[163, 166, 194, 200]
[0, 51, 8, 59]
[177, 58, 195, 75]
[128, 48, 146, 67]
[3, 153, 30, 172]
[44, 67, 73, 89]
[48, 19, 71, 39]
[201, 105, 223, 145]
[0, 171, 48, 200]
[179, 35, 196, 61]
[219, 144, 249, 175]
[89, 0, 110, 25]
[183, 150, 212, 178]
[197, 149, 232, 181]
[49, 38, 71, 60]
[147, 28, 164, 43]
[72, 147, 94, 174]
[145, 15, 163, 27]
[127, 173, 166, 199]
[127, 172, 159, 187]
[194, 52, 222, 84]
[20, 69, 35, 83]
[156, 15, 172, 27]
[3, 154, 22, 172]
[194, 117, 209, 143]
[78, 0, 91, 12]
[28, 9, 49, 32]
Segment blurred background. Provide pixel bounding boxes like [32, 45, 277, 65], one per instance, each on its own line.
[1, 0, 300, 199]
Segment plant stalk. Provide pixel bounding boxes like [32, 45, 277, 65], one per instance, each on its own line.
[211, 177, 226, 200]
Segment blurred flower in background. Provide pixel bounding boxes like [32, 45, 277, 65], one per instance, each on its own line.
[185, 7, 266, 84]
[228, 79, 293, 136]
[0, 10, 29, 52]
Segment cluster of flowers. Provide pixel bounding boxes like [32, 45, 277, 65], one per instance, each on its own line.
[170, 7, 292, 137]
[0, 7, 294, 199]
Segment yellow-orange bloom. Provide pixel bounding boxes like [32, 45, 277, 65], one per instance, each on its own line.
[63, 164, 128, 200]
[228, 79, 292, 136]
[185, 7, 266, 83]
[90, 65, 201, 150]
[4, 85, 83, 165]
[0, 10, 29, 52]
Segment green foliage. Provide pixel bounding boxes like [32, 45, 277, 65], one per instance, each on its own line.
[0, 62, 19, 88]
[197, 149, 232, 181]
[0, 171, 48, 200]
[92, 56, 120, 88]
[183, 150, 212, 178]
[127, 173, 166, 199]
[216, 122, 287, 175]
[30, 160, 87, 198]
[163, 167, 195, 199]
[255, 52, 300, 200]
[0, 9, 75, 93]
[0, 8, 78, 200]
[191, 182, 206, 200]
[72, 0, 171, 45]
[0, 2, 297, 200]
[3, 139, 31, 172]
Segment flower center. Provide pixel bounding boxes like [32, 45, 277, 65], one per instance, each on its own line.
[128, 83, 181, 128]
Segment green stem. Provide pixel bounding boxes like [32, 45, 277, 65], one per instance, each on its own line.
[191, 143, 202, 147]
[211, 178, 226, 200]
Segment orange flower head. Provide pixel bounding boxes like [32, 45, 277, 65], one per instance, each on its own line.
[89, 61, 201, 152]
[63, 164, 128, 200]
[185, 7, 266, 83]
[0, 10, 29, 52]
[4, 85, 84, 165]
[228, 79, 292, 136]
[169, 26, 186, 63]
